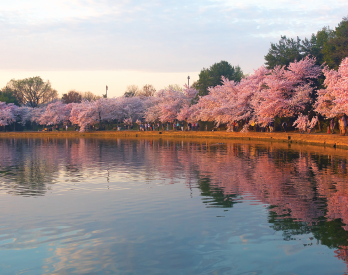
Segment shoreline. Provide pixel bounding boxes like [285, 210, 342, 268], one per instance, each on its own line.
[1, 130, 348, 150]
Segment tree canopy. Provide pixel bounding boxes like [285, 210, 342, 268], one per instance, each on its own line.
[0, 86, 19, 105]
[264, 29, 334, 69]
[124, 84, 156, 97]
[264, 36, 304, 69]
[62, 90, 82, 104]
[7, 76, 58, 107]
[81, 91, 101, 102]
[322, 17, 348, 69]
[195, 61, 243, 96]
[264, 17, 348, 70]
[124, 85, 140, 97]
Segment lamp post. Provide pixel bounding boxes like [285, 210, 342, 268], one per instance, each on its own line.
[187, 76, 190, 88]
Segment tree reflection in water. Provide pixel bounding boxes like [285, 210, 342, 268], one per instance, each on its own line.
[1, 137, 348, 271]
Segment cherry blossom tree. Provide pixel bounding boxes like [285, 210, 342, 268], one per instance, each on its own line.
[192, 78, 237, 125]
[308, 116, 318, 130]
[143, 96, 162, 123]
[16, 106, 34, 126]
[0, 102, 17, 127]
[0, 61, 327, 133]
[192, 66, 269, 128]
[293, 115, 317, 133]
[253, 56, 322, 125]
[68, 97, 147, 131]
[192, 57, 321, 129]
[177, 105, 192, 122]
[293, 114, 308, 132]
[26, 106, 46, 126]
[182, 84, 198, 100]
[101, 97, 146, 123]
[39, 101, 73, 126]
[144, 85, 197, 123]
[314, 57, 348, 118]
[70, 100, 99, 131]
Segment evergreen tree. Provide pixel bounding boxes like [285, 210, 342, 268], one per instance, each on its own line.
[196, 61, 243, 96]
[322, 17, 348, 69]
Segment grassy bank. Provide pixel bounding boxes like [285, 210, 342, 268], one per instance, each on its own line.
[1, 130, 348, 150]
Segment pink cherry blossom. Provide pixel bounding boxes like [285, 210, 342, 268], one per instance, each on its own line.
[39, 101, 73, 126]
[254, 56, 321, 125]
[293, 114, 308, 132]
[144, 85, 198, 123]
[0, 102, 17, 127]
[192, 66, 269, 127]
[308, 116, 318, 130]
[314, 57, 348, 118]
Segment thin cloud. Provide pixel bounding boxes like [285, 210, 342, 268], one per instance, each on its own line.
[0, 0, 346, 73]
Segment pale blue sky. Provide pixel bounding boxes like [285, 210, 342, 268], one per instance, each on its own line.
[0, 0, 346, 96]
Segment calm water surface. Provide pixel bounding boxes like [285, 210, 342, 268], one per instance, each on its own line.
[0, 138, 348, 274]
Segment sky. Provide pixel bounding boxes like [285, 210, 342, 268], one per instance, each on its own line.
[0, 0, 347, 97]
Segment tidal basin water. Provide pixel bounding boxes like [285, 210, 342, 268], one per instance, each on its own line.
[1, 138, 348, 274]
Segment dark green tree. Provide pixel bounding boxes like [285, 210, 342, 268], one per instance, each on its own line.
[196, 61, 243, 96]
[322, 17, 348, 69]
[264, 36, 303, 69]
[264, 28, 333, 69]
[0, 86, 19, 105]
[314, 26, 335, 65]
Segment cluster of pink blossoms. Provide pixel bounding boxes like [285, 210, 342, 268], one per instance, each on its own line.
[192, 56, 322, 129]
[2, 56, 348, 132]
[0, 85, 197, 132]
